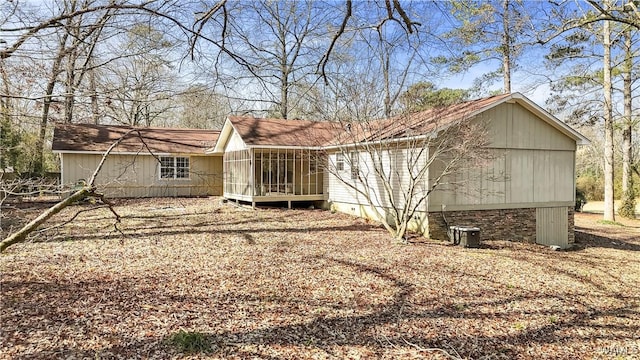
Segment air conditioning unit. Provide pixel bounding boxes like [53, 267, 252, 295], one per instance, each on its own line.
[449, 226, 481, 248]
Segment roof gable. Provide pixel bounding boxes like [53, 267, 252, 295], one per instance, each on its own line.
[214, 116, 339, 152]
[52, 124, 220, 154]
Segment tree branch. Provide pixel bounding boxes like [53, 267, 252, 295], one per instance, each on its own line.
[319, 0, 352, 82]
[0, 129, 140, 252]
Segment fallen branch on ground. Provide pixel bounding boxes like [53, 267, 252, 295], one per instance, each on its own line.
[0, 129, 145, 252]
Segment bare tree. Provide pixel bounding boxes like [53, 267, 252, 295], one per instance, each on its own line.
[3, 0, 123, 174]
[619, 26, 637, 218]
[603, 4, 616, 222]
[61, 3, 113, 124]
[209, 0, 331, 119]
[101, 23, 179, 127]
[176, 84, 230, 130]
[356, 5, 432, 118]
[325, 108, 491, 242]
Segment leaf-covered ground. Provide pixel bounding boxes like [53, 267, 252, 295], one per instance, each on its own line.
[1, 198, 639, 359]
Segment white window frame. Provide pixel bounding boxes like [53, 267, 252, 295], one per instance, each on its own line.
[350, 151, 359, 180]
[159, 156, 190, 180]
[336, 152, 345, 171]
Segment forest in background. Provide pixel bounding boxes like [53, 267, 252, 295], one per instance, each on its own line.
[0, 0, 638, 220]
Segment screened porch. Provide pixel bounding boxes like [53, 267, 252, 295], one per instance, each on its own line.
[223, 148, 325, 206]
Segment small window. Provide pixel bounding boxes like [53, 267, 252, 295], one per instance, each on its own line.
[159, 156, 190, 179]
[336, 153, 344, 171]
[350, 151, 359, 180]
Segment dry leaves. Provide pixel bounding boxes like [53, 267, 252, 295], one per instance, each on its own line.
[1, 198, 639, 359]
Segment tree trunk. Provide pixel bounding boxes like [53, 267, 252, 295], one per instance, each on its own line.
[35, 47, 67, 174]
[0, 60, 11, 168]
[64, 47, 77, 123]
[90, 65, 100, 124]
[279, 21, 289, 120]
[602, 14, 615, 221]
[502, 0, 511, 93]
[383, 49, 392, 118]
[0, 60, 11, 126]
[281, 75, 289, 120]
[619, 29, 635, 218]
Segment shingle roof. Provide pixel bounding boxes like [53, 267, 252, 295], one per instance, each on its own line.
[221, 95, 513, 149]
[369, 93, 512, 141]
[227, 116, 338, 147]
[52, 123, 220, 154]
[327, 94, 510, 145]
[326, 93, 512, 145]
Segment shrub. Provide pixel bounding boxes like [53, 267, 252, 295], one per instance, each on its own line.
[576, 174, 603, 201]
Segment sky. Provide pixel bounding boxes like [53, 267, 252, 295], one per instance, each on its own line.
[1, 0, 634, 124]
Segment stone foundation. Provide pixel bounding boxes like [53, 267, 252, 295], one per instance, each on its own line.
[428, 207, 575, 246]
[427, 208, 537, 243]
[568, 208, 575, 244]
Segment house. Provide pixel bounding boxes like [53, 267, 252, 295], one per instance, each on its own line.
[52, 124, 222, 198]
[51, 92, 589, 248]
[209, 93, 588, 248]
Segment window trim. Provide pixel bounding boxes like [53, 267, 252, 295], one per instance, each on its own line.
[159, 156, 190, 180]
[336, 152, 344, 171]
[350, 151, 359, 180]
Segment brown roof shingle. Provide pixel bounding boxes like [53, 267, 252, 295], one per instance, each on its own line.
[226, 95, 512, 148]
[52, 123, 220, 154]
[364, 93, 512, 141]
[228, 116, 339, 147]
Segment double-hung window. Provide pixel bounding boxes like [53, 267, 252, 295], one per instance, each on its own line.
[160, 156, 190, 179]
[350, 151, 359, 180]
[336, 152, 345, 171]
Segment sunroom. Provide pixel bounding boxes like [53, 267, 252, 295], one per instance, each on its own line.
[223, 147, 325, 207]
[210, 116, 337, 207]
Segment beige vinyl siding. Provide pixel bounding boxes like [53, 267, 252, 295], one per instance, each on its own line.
[61, 153, 222, 197]
[536, 207, 569, 248]
[484, 102, 576, 151]
[427, 102, 576, 211]
[329, 150, 383, 206]
[428, 149, 575, 209]
[328, 146, 430, 234]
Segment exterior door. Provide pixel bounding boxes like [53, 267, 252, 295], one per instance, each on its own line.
[536, 207, 568, 248]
